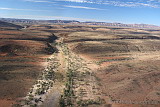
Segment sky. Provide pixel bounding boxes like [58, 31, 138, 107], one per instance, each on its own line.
[0, 0, 160, 25]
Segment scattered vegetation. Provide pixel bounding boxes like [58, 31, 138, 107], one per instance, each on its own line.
[77, 98, 105, 106]
[95, 57, 132, 65]
[59, 42, 105, 107]
[18, 55, 60, 106]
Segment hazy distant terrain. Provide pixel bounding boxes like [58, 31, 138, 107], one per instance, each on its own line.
[1, 18, 160, 29]
[0, 20, 160, 107]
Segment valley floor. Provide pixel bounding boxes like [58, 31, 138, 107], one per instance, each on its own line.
[0, 23, 160, 107]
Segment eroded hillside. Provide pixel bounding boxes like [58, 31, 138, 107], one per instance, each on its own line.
[0, 22, 57, 106]
[33, 24, 160, 106]
[1, 23, 160, 107]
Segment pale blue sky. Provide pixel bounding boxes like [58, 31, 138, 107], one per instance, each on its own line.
[0, 0, 160, 25]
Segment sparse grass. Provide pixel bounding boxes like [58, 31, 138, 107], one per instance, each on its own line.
[77, 98, 105, 106]
[54, 72, 64, 81]
[95, 57, 132, 65]
[59, 43, 105, 107]
[20, 55, 60, 106]
[3, 24, 160, 106]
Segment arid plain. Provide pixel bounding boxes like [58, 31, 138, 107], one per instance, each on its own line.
[0, 21, 160, 107]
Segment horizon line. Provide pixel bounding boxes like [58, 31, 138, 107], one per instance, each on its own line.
[0, 17, 160, 27]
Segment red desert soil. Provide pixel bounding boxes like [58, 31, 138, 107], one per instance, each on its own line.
[0, 24, 57, 106]
[0, 30, 23, 35]
[0, 100, 16, 107]
[96, 60, 160, 104]
[60, 28, 160, 106]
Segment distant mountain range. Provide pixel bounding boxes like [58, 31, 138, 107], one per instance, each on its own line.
[0, 18, 160, 29]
